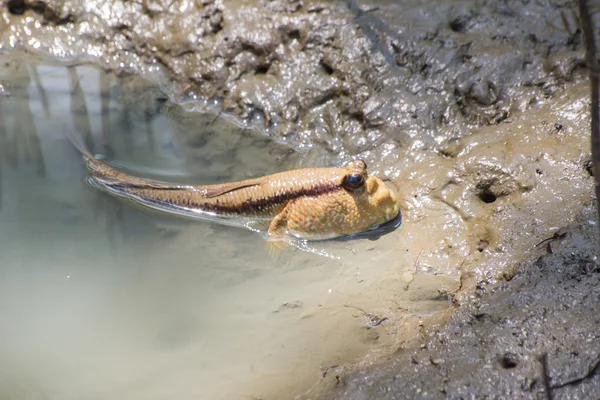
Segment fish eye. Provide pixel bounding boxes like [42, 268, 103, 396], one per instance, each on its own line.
[344, 173, 364, 189]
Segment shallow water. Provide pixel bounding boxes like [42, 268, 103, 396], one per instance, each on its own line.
[0, 53, 457, 400]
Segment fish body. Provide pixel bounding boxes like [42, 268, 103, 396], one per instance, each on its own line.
[82, 152, 400, 241]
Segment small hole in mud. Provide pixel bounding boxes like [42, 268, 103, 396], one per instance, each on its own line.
[450, 14, 471, 33]
[320, 61, 334, 75]
[255, 65, 270, 75]
[536, 168, 543, 175]
[477, 239, 489, 252]
[477, 188, 497, 204]
[288, 29, 301, 40]
[584, 159, 594, 177]
[499, 353, 518, 369]
[212, 22, 223, 34]
[8, 0, 26, 15]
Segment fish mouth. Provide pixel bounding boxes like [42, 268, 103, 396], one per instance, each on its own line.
[343, 210, 403, 242]
[368, 209, 402, 232]
[301, 210, 403, 243]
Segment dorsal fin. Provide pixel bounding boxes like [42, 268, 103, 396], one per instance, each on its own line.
[196, 179, 263, 198]
[89, 173, 193, 190]
[92, 173, 264, 198]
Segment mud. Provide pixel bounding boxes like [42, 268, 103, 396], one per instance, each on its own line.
[307, 205, 600, 400]
[0, 0, 588, 151]
[1, 0, 599, 399]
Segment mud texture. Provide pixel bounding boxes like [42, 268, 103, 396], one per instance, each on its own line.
[308, 206, 600, 400]
[2, 0, 600, 399]
[0, 0, 589, 154]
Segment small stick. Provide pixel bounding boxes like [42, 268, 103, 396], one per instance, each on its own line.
[539, 353, 553, 400]
[578, 0, 600, 235]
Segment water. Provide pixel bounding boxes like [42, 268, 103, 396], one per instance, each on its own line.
[0, 52, 457, 400]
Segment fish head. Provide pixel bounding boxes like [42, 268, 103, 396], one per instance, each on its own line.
[340, 160, 400, 230]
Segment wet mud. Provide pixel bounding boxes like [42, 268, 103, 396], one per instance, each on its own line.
[1, 0, 599, 398]
[0, 0, 588, 151]
[307, 206, 600, 400]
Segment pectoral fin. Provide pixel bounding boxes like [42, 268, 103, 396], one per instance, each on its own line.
[265, 240, 286, 257]
[265, 202, 292, 254]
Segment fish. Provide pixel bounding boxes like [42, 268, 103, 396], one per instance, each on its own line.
[71, 135, 400, 243]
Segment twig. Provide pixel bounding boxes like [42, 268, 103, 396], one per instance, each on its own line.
[539, 353, 553, 400]
[578, 0, 600, 236]
[535, 230, 568, 247]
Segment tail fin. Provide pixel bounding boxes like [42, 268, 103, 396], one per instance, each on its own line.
[66, 127, 96, 160]
[66, 127, 112, 176]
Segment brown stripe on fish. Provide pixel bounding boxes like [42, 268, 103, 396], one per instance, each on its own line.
[108, 180, 342, 216]
[206, 182, 342, 215]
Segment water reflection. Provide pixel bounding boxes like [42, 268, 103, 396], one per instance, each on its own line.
[0, 52, 456, 400]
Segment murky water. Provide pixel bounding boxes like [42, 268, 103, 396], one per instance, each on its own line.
[0, 53, 457, 400]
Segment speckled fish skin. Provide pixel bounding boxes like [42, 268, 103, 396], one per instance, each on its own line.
[82, 154, 400, 241]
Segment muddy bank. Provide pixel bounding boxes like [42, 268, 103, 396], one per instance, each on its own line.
[0, 0, 587, 154]
[308, 205, 600, 400]
[1, 0, 599, 399]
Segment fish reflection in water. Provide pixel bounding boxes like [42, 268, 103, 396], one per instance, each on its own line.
[0, 63, 49, 212]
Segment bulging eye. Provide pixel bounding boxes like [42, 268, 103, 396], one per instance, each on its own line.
[344, 173, 364, 189]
